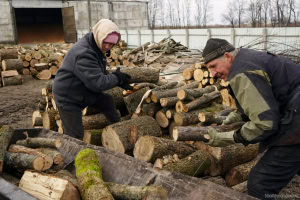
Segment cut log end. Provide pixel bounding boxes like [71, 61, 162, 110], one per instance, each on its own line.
[33, 156, 45, 171]
[102, 126, 125, 153]
[133, 136, 154, 162]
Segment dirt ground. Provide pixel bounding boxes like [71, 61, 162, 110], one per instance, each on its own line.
[0, 75, 49, 128]
[0, 75, 299, 199]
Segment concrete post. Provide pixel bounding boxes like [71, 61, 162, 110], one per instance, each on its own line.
[124, 29, 128, 43]
[150, 29, 154, 42]
[207, 29, 211, 40]
[231, 28, 235, 47]
[185, 29, 189, 48]
[167, 29, 171, 37]
[137, 30, 141, 46]
[262, 28, 267, 51]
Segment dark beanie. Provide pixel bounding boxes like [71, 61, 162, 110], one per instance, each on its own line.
[202, 38, 235, 64]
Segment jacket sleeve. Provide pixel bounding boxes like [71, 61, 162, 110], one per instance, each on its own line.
[73, 51, 119, 92]
[230, 71, 280, 144]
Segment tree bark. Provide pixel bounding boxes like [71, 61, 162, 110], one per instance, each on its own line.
[0, 125, 14, 173]
[0, 49, 18, 60]
[123, 87, 149, 114]
[140, 102, 161, 117]
[82, 111, 121, 130]
[102, 116, 162, 153]
[151, 81, 199, 103]
[36, 148, 63, 165]
[133, 136, 196, 163]
[198, 112, 226, 125]
[160, 96, 179, 107]
[196, 143, 259, 176]
[2, 59, 23, 71]
[75, 148, 114, 200]
[177, 85, 216, 101]
[83, 129, 102, 146]
[34, 63, 49, 71]
[8, 144, 53, 171]
[225, 157, 259, 187]
[180, 91, 222, 112]
[5, 152, 44, 171]
[16, 137, 62, 149]
[163, 150, 211, 177]
[174, 103, 225, 126]
[19, 171, 80, 200]
[42, 110, 58, 131]
[120, 67, 160, 83]
[2, 75, 23, 87]
[106, 182, 168, 200]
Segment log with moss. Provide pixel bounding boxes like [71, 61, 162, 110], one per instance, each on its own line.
[83, 129, 102, 146]
[16, 137, 62, 149]
[75, 148, 114, 200]
[163, 150, 211, 177]
[0, 125, 14, 173]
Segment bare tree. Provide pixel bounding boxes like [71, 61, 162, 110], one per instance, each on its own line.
[261, 0, 270, 27]
[222, 0, 237, 27]
[194, 0, 212, 27]
[184, 0, 193, 26]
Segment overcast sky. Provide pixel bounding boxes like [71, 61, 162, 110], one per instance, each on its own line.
[210, 0, 229, 24]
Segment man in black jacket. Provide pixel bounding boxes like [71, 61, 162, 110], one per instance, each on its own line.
[202, 38, 300, 199]
[53, 19, 131, 139]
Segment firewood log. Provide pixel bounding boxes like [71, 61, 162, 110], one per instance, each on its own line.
[36, 69, 52, 80]
[133, 136, 196, 163]
[225, 157, 259, 187]
[32, 110, 42, 127]
[36, 148, 63, 165]
[203, 176, 226, 186]
[163, 150, 211, 177]
[82, 111, 121, 130]
[1, 75, 23, 87]
[177, 85, 216, 101]
[133, 82, 158, 90]
[151, 81, 198, 103]
[123, 87, 149, 114]
[195, 142, 259, 176]
[75, 148, 114, 200]
[119, 67, 160, 83]
[173, 122, 245, 142]
[102, 116, 162, 153]
[5, 152, 45, 171]
[231, 181, 248, 193]
[24, 53, 32, 61]
[155, 108, 169, 128]
[49, 65, 58, 76]
[174, 103, 225, 126]
[183, 67, 195, 80]
[30, 59, 39, 68]
[0, 125, 14, 173]
[22, 68, 30, 75]
[42, 110, 58, 131]
[160, 96, 179, 107]
[1, 59, 23, 71]
[8, 145, 53, 171]
[16, 137, 62, 149]
[0, 49, 18, 60]
[83, 129, 102, 146]
[193, 69, 204, 81]
[198, 112, 226, 125]
[34, 63, 48, 71]
[140, 102, 161, 117]
[166, 109, 176, 119]
[106, 182, 168, 200]
[19, 171, 80, 200]
[177, 91, 221, 113]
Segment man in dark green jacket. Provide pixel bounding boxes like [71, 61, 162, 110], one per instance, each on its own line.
[53, 19, 131, 139]
[202, 38, 300, 199]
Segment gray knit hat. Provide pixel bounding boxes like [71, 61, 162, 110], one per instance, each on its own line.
[202, 38, 235, 64]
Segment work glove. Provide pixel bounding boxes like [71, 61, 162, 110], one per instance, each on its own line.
[222, 111, 242, 125]
[112, 67, 133, 90]
[207, 128, 236, 147]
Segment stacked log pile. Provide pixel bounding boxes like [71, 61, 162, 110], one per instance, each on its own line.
[0, 48, 23, 87]
[18, 43, 72, 80]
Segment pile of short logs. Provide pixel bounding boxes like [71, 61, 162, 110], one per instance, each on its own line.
[0, 126, 168, 200]
[18, 43, 72, 80]
[0, 48, 23, 87]
[107, 37, 201, 70]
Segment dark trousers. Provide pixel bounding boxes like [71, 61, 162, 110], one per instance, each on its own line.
[58, 93, 120, 139]
[247, 144, 300, 199]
